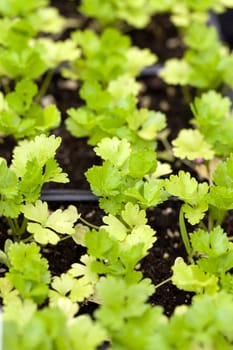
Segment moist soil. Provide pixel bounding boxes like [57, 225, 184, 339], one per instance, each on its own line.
[0, 5, 213, 318]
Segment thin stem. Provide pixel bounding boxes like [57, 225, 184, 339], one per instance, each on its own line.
[7, 218, 18, 236]
[22, 235, 34, 243]
[157, 131, 174, 162]
[154, 277, 172, 290]
[1, 78, 10, 94]
[179, 206, 193, 263]
[181, 85, 192, 104]
[19, 217, 28, 236]
[198, 221, 207, 231]
[59, 235, 72, 242]
[79, 217, 99, 230]
[36, 69, 54, 102]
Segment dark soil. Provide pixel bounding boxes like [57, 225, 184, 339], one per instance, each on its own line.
[142, 201, 194, 316]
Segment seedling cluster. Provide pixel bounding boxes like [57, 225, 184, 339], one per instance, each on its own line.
[1, 1, 233, 349]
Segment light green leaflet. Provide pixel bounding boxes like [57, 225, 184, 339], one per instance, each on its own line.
[22, 200, 79, 244]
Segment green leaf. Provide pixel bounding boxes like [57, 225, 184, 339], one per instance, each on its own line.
[122, 224, 156, 258]
[6, 79, 38, 114]
[22, 201, 79, 244]
[46, 205, 78, 234]
[6, 242, 50, 303]
[164, 171, 208, 203]
[99, 195, 124, 215]
[22, 200, 48, 225]
[69, 315, 107, 350]
[28, 7, 66, 34]
[190, 90, 233, 155]
[185, 22, 218, 51]
[51, 274, 74, 296]
[71, 223, 90, 247]
[160, 58, 191, 85]
[94, 137, 131, 167]
[172, 129, 214, 160]
[66, 107, 96, 138]
[11, 135, 68, 191]
[191, 226, 229, 258]
[198, 252, 233, 275]
[35, 38, 80, 68]
[102, 214, 127, 241]
[191, 90, 231, 126]
[27, 223, 60, 245]
[51, 271, 95, 304]
[108, 74, 141, 98]
[128, 149, 157, 178]
[208, 186, 233, 210]
[3, 297, 37, 329]
[121, 202, 147, 228]
[12, 134, 61, 177]
[18, 159, 44, 202]
[125, 179, 167, 208]
[43, 158, 69, 184]
[182, 201, 208, 225]
[212, 153, 233, 187]
[172, 257, 219, 295]
[126, 47, 157, 75]
[0, 0, 47, 16]
[137, 111, 166, 141]
[86, 229, 115, 259]
[0, 158, 18, 199]
[0, 47, 47, 79]
[86, 161, 122, 196]
[69, 277, 95, 302]
[95, 276, 155, 330]
[0, 199, 21, 218]
[36, 104, 61, 131]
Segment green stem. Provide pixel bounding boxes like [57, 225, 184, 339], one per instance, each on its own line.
[79, 217, 99, 230]
[36, 69, 54, 102]
[22, 235, 34, 243]
[19, 217, 28, 236]
[181, 85, 192, 104]
[59, 235, 72, 242]
[179, 206, 193, 263]
[1, 78, 10, 94]
[154, 277, 172, 290]
[7, 218, 18, 236]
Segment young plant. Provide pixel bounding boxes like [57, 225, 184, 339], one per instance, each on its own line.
[160, 22, 233, 91]
[0, 134, 68, 236]
[86, 137, 168, 214]
[190, 90, 233, 157]
[95, 276, 165, 350]
[62, 27, 156, 83]
[163, 153, 233, 262]
[3, 241, 51, 304]
[0, 7, 79, 101]
[0, 79, 61, 139]
[66, 76, 166, 147]
[172, 225, 233, 296]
